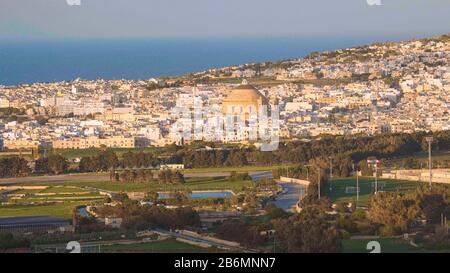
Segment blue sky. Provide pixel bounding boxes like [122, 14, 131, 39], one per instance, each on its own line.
[1, 0, 449, 39]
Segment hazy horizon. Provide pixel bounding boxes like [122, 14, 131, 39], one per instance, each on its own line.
[1, 0, 449, 39]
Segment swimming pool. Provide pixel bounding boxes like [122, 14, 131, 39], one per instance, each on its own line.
[158, 191, 234, 199]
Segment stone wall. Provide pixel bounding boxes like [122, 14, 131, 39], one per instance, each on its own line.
[279, 176, 311, 186]
[382, 169, 450, 184]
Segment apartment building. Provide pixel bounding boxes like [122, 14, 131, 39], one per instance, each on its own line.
[3, 139, 39, 150]
[52, 136, 135, 149]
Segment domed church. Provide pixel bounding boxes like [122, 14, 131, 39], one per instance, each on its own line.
[222, 80, 269, 121]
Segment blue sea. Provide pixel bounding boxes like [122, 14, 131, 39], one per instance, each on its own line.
[0, 37, 384, 86]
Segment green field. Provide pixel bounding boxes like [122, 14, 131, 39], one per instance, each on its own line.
[32, 177, 253, 193]
[38, 186, 90, 194]
[0, 175, 254, 219]
[0, 186, 104, 219]
[102, 239, 233, 253]
[323, 177, 423, 206]
[0, 202, 89, 219]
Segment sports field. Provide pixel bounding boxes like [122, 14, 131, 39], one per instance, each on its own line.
[322, 177, 424, 206]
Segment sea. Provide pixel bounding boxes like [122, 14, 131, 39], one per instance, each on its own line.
[0, 37, 391, 86]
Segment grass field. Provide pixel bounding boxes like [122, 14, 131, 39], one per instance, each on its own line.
[0, 176, 254, 219]
[102, 239, 233, 253]
[0, 202, 89, 219]
[0, 186, 104, 219]
[38, 186, 91, 193]
[32, 177, 253, 193]
[322, 177, 424, 206]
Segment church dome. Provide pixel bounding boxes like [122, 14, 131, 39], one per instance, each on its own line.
[223, 81, 267, 105]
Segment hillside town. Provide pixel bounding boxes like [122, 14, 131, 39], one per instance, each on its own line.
[0, 34, 449, 152]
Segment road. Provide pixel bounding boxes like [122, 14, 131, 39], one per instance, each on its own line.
[269, 182, 306, 212]
[249, 171, 273, 181]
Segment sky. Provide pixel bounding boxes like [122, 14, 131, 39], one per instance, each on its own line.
[0, 0, 449, 39]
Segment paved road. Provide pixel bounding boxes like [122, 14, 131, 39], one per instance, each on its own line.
[269, 182, 306, 212]
[249, 171, 273, 182]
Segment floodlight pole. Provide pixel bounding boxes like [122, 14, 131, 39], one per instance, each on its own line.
[353, 163, 360, 207]
[356, 166, 359, 206]
[426, 136, 433, 190]
[329, 156, 333, 191]
[317, 167, 321, 200]
[375, 162, 378, 194]
[305, 164, 312, 181]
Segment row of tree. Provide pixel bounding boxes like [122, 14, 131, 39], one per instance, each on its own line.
[1, 130, 449, 178]
[35, 155, 68, 175]
[367, 185, 450, 235]
[0, 233, 30, 250]
[0, 157, 30, 178]
[176, 130, 450, 168]
[95, 198, 200, 231]
[79, 150, 118, 172]
[112, 170, 154, 183]
[273, 207, 341, 253]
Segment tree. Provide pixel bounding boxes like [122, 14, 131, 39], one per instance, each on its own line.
[144, 191, 159, 203]
[172, 171, 185, 184]
[264, 204, 291, 219]
[216, 219, 266, 248]
[48, 155, 68, 175]
[158, 170, 185, 184]
[359, 160, 373, 176]
[0, 233, 30, 250]
[35, 154, 68, 175]
[172, 190, 191, 203]
[367, 192, 419, 233]
[243, 189, 260, 211]
[78, 150, 118, 172]
[97, 203, 201, 231]
[273, 207, 341, 253]
[112, 192, 129, 203]
[225, 150, 248, 166]
[0, 156, 31, 178]
[414, 185, 450, 224]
